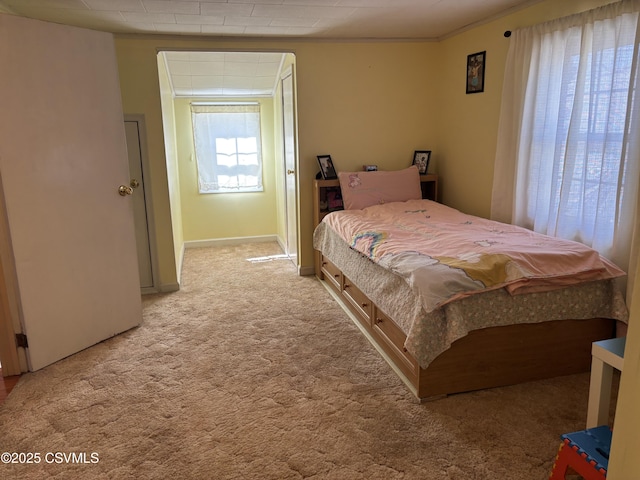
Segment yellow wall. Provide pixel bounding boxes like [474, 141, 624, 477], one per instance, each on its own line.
[156, 53, 182, 288]
[174, 97, 278, 241]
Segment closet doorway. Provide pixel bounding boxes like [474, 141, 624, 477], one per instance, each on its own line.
[124, 115, 158, 293]
[157, 51, 299, 272]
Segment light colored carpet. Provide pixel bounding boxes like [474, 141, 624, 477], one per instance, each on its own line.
[0, 242, 612, 479]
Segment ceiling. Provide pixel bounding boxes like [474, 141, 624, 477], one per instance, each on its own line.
[0, 0, 541, 97]
[160, 50, 287, 97]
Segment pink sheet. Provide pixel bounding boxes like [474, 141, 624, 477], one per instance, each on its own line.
[322, 199, 625, 313]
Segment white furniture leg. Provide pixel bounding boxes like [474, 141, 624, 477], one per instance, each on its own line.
[586, 337, 625, 428]
[587, 355, 613, 428]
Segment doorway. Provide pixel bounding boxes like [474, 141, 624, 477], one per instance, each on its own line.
[124, 115, 159, 293]
[156, 51, 299, 273]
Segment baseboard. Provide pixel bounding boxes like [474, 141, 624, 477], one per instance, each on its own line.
[158, 283, 180, 293]
[299, 265, 315, 276]
[184, 235, 279, 249]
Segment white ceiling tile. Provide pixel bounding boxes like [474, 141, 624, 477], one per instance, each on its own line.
[167, 60, 192, 75]
[251, 4, 356, 19]
[192, 76, 225, 88]
[190, 62, 225, 75]
[259, 53, 284, 62]
[163, 51, 188, 61]
[224, 62, 259, 76]
[222, 76, 255, 88]
[256, 63, 281, 76]
[84, 0, 145, 12]
[200, 3, 254, 16]
[188, 52, 226, 62]
[122, 12, 176, 23]
[224, 52, 264, 63]
[252, 77, 276, 88]
[175, 14, 224, 25]
[3, 0, 88, 8]
[142, 1, 200, 15]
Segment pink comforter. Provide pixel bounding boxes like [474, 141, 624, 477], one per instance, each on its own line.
[322, 199, 625, 313]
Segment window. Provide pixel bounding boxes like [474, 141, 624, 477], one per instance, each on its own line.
[493, 2, 640, 273]
[191, 104, 263, 193]
[523, 37, 636, 251]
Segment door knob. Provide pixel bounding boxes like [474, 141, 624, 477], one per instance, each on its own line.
[287, 169, 295, 175]
[118, 185, 133, 196]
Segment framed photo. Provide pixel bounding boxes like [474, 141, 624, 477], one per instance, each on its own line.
[412, 150, 431, 175]
[466, 51, 486, 94]
[363, 164, 378, 171]
[317, 155, 337, 180]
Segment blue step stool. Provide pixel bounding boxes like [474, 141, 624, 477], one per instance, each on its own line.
[549, 425, 611, 479]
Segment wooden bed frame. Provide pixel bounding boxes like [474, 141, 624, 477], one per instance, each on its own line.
[313, 178, 615, 400]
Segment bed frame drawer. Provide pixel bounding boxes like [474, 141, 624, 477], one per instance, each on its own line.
[342, 276, 372, 325]
[320, 256, 342, 292]
[372, 308, 419, 376]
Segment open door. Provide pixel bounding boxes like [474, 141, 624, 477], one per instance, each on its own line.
[0, 14, 142, 371]
[281, 65, 298, 267]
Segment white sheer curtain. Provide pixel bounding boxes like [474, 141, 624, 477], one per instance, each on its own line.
[191, 104, 263, 193]
[492, 0, 640, 298]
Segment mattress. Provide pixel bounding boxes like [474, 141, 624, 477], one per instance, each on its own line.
[313, 205, 628, 369]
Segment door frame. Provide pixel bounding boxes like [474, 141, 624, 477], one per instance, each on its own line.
[0, 180, 25, 376]
[124, 114, 160, 294]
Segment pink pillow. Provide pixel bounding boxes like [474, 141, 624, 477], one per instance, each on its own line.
[338, 166, 422, 210]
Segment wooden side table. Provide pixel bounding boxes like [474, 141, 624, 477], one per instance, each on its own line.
[586, 336, 625, 428]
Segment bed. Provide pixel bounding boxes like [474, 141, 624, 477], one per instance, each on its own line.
[312, 166, 628, 400]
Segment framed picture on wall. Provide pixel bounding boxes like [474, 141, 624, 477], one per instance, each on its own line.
[412, 150, 431, 175]
[317, 155, 337, 180]
[466, 51, 486, 94]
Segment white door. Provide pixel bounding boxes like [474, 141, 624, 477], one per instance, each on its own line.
[0, 15, 142, 371]
[281, 66, 298, 265]
[125, 119, 154, 291]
